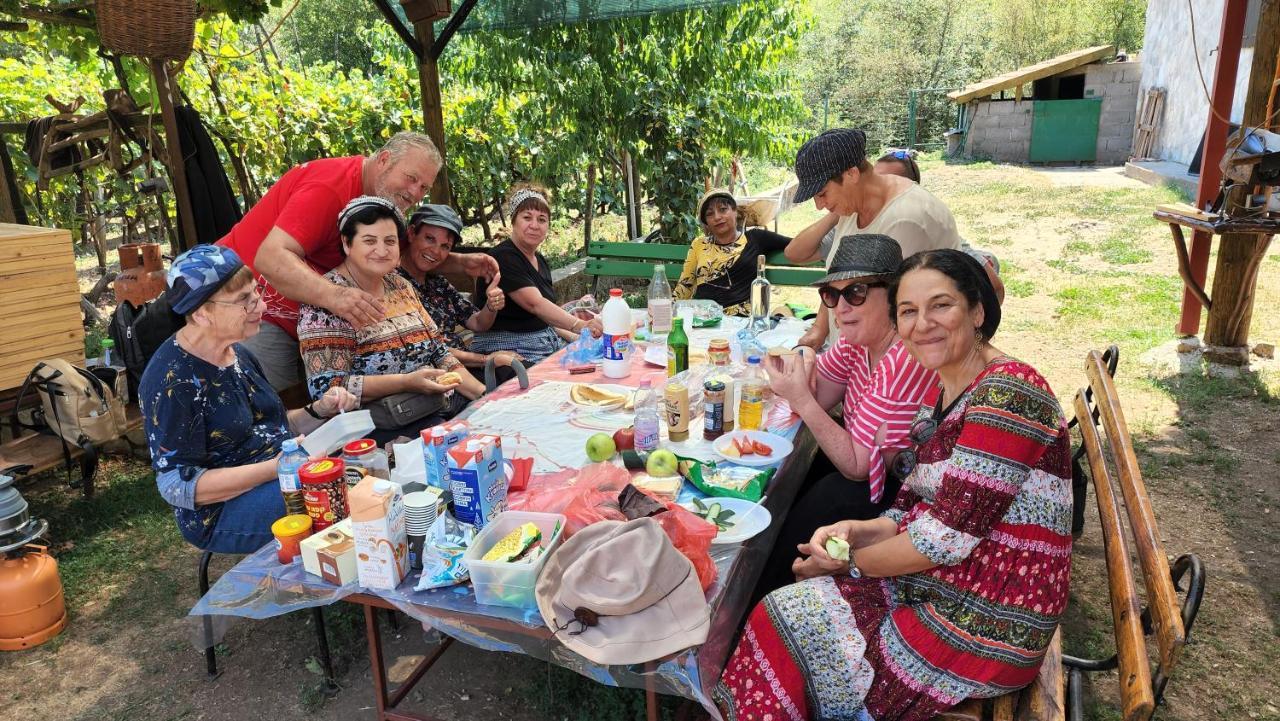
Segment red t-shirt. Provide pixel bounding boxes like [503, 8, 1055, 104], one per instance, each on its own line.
[815, 335, 937, 501]
[217, 156, 365, 338]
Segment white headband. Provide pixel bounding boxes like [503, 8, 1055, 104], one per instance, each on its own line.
[507, 188, 548, 218]
[337, 195, 405, 235]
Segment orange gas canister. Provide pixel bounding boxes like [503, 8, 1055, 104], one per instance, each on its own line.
[0, 546, 67, 651]
[300, 458, 348, 531]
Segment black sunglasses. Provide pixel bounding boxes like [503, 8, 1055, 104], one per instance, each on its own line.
[817, 282, 886, 309]
[889, 416, 939, 480]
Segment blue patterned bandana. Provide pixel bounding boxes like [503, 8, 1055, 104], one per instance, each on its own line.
[166, 245, 245, 314]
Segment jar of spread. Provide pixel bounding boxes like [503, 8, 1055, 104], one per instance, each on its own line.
[342, 438, 389, 479]
[703, 380, 726, 440]
[300, 458, 349, 531]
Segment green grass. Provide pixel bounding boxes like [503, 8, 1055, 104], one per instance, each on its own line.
[517, 663, 683, 721]
[1049, 274, 1182, 354]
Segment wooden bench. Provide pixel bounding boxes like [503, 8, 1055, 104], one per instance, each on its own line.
[932, 348, 1205, 721]
[0, 403, 144, 498]
[584, 240, 825, 293]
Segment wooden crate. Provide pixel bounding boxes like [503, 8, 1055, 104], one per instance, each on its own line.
[0, 224, 84, 391]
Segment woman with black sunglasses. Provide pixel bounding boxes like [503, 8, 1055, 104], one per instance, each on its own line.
[716, 249, 1072, 721]
[753, 234, 936, 596]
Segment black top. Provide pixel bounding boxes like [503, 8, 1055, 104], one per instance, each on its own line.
[679, 228, 791, 313]
[489, 239, 557, 333]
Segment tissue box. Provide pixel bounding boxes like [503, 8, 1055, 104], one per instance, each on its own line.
[447, 433, 507, 529]
[300, 518, 357, 585]
[422, 420, 470, 490]
[349, 476, 409, 591]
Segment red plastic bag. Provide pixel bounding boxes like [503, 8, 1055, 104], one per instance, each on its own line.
[517, 463, 628, 536]
[654, 500, 718, 591]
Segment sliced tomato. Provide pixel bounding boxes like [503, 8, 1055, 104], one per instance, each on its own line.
[751, 440, 773, 456]
[733, 436, 755, 455]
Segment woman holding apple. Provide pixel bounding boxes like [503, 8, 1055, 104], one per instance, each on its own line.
[753, 234, 935, 597]
[715, 249, 1072, 721]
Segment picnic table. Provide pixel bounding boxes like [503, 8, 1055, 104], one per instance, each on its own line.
[191, 316, 817, 720]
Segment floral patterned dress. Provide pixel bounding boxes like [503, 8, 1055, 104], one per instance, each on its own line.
[714, 358, 1073, 721]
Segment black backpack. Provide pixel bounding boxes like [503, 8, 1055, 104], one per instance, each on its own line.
[108, 289, 185, 403]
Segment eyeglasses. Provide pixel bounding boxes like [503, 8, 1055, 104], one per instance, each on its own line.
[889, 415, 939, 480]
[817, 282, 886, 309]
[208, 282, 265, 313]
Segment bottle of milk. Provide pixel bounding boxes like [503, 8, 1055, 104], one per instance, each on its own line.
[601, 288, 633, 379]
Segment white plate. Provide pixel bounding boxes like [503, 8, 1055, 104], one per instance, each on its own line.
[712, 430, 793, 467]
[684, 496, 771, 545]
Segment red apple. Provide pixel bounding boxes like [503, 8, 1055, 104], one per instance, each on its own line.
[613, 426, 636, 451]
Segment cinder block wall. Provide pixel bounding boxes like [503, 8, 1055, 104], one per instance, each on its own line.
[964, 100, 1032, 162]
[1086, 60, 1142, 164]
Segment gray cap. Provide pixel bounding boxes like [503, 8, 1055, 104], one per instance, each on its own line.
[793, 128, 868, 203]
[811, 233, 903, 286]
[409, 203, 464, 242]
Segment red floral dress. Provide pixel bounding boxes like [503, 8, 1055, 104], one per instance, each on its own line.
[714, 359, 1073, 721]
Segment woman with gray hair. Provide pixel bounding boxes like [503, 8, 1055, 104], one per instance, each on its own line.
[472, 183, 603, 364]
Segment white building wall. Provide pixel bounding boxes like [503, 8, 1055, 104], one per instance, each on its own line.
[1138, 0, 1260, 165]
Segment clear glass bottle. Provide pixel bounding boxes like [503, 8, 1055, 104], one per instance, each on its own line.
[749, 255, 771, 332]
[647, 264, 673, 340]
[738, 356, 767, 431]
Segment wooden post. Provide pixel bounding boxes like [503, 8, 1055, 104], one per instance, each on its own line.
[150, 59, 199, 253]
[0, 136, 25, 224]
[1179, 0, 1250, 337]
[1202, 0, 1280, 364]
[413, 20, 453, 205]
[582, 162, 596, 256]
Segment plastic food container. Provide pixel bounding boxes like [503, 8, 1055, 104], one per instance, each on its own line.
[463, 511, 565, 609]
[302, 410, 375, 457]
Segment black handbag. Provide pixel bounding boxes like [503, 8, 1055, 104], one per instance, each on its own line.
[364, 391, 449, 430]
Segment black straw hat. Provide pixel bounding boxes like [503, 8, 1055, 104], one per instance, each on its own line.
[811, 234, 903, 286]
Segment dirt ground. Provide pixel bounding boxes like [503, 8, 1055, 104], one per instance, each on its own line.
[4, 160, 1278, 721]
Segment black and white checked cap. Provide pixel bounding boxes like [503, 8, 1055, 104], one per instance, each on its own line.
[793, 128, 868, 203]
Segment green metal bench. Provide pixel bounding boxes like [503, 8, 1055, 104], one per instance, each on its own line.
[584, 241, 825, 292]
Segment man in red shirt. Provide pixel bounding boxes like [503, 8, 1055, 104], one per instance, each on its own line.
[218, 131, 496, 390]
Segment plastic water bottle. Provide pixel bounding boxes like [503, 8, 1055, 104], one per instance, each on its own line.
[100, 338, 116, 367]
[749, 255, 772, 332]
[633, 380, 661, 453]
[738, 356, 767, 431]
[647, 265, 673, 340]
[601, 288, 633, 378]
[277, 438, 310, 515]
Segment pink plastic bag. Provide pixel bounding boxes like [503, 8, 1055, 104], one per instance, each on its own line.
[518, 463, 629, 536]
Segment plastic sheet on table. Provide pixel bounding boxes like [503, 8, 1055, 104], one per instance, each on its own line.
[188, 518, 771, 720]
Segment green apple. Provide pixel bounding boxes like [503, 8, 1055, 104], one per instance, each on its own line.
[646, 448, 679, 477]
[824, 536, 850, 561]
[585, 433, 617, 462]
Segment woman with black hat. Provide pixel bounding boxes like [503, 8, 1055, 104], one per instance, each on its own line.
[716, 249, 1072, 721]
[671, 188, 791, 316]
[754, 234, 935, 598]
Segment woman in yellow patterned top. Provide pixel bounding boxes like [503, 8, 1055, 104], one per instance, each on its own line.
[674, 189, 790, 316]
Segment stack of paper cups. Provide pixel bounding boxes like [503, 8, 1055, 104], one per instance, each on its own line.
[403, 489, 441, 571]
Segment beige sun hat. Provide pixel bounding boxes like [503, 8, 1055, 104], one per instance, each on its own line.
[535, 518, 710, 665]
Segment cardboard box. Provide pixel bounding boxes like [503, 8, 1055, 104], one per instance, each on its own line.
[447, 433, 507, 529]
[422, 420, 470, 490]
[349, 476, 409, 590]
[300, 518, 357, 585]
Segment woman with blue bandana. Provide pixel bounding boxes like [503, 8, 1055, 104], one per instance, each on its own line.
[139, 245, 357, 553]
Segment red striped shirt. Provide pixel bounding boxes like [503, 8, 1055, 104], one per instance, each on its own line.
[815, 335, 937, 500]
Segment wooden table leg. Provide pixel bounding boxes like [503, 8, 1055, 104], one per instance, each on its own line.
[365, 602, 392, 720]
[1169, 223, 1214, 313]
[645, 660, 660, 721]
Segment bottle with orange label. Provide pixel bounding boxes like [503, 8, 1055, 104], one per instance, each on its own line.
[300, 458, 349, 531]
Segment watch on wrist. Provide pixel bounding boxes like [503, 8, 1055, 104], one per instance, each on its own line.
[304, 403, 324, 419]
[847, 552, 863, 579]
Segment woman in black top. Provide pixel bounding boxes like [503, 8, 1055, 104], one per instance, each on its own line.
[471, 183, 603, 364]
[673, 188, 791, 316]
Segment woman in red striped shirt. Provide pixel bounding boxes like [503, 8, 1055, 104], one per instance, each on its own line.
[755, 234, 937, 596]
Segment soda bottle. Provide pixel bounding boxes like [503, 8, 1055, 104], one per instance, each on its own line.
[738, 356, 766, 431]
[633, 380, 661, 453]
[601, 288, 633, 379]
[277, 438, 310, 515]
[647, 264, 673, 340]
[667, 316, 689, 376]
[749, 255, 772, 332]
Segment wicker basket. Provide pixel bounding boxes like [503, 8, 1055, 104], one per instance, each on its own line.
[96, 0, 196, 61]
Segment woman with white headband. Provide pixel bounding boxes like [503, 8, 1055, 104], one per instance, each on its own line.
[472, 183, 603, 363]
